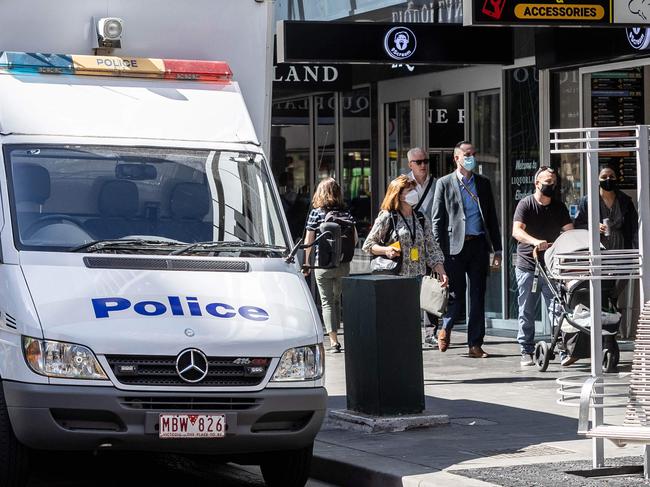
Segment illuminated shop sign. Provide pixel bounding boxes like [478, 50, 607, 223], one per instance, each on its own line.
[627, 27, 650, 50]
[278, 21, 513, 65]
[465, 0, 650, 26]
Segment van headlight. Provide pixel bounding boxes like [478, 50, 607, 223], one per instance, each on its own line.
[23, 337, 108, 380]
[271, 344, 324, 381]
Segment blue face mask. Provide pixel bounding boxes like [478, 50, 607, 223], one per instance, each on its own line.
[462, 156, 477, 172]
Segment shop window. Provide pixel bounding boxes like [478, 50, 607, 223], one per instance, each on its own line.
[505, 66, 539, 320]
[385, 101, 410, 182]
[588, 68, 643, 195]
[428, 94, 465, 178]
[315, 94, 337, 181]
[341, 88, 373, 240]
[270, 97, 312, 242]
[550, 69, 581, 218]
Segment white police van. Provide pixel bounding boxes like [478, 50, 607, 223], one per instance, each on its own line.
[0, 52, 326, 487]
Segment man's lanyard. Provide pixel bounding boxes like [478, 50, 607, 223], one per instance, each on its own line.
[413, 176, 434, 212]
[399, 211, 417, 241]
[458, 176, 479, 205]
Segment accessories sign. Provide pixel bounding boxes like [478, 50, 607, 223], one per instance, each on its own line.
[465, 0, 650, 26]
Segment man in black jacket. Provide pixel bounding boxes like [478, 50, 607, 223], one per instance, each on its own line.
[432, 141, 502, 358]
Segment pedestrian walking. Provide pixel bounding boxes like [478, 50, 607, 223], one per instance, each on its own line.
[432, 140, 502, 358]
[363, 174, 448, 283]
[303, 178, 356, 353]
[512, 166, 573, 366]
[406, 147, 439, 345]
[565, 164, 639, 366]
[407, 147, 436, 219]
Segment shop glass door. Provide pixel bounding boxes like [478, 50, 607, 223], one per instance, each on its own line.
[471, 89, 502, 318]
[428, 149, 455, 178]
[385, 101, 411, 182]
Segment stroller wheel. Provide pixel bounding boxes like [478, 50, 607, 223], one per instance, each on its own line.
[534, 341, 551, 372]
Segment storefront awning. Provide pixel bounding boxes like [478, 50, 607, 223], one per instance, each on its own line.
[277, 21, 514, 66]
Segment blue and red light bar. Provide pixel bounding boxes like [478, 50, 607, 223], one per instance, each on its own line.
[0, 52, 233, 82]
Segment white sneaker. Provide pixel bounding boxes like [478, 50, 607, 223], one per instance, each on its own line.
[520, 353, 534, 366]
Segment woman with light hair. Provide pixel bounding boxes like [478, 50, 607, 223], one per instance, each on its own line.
[363, 175, 448, 282]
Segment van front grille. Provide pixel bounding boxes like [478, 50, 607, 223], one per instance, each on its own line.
[119, 396, 262, 411]
[105, 355, 271, 387]
[84, 257, 249, 272]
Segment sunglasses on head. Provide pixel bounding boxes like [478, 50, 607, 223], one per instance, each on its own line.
[534, 165, 556, 180]
[410, 159, 429, 165]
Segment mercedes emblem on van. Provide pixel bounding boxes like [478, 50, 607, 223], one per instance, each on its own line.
[175, 349, 209, 383]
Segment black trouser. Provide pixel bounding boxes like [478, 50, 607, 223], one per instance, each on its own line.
[441, 236, 490, 348]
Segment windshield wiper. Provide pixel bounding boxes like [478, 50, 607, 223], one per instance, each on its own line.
[170, 241, 287, 256]
[71, 239, 181, 253]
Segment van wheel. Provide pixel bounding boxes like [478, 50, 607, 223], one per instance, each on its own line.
[260, 443, 313, 487]
[0, 382, 29, 486]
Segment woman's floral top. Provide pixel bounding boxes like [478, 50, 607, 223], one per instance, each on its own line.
[363, 210, 445, 277]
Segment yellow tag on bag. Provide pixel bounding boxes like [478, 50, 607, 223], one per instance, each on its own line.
[410, 247, 420, 262]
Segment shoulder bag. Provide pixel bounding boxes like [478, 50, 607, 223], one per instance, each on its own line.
[420, 272, 449, 317]
[370, 212, 402, 275]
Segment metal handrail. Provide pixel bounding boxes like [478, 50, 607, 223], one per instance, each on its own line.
[550, 125, 640, 132]
[546, 250, 642, 281]
[550, 136, 638, 144]
[549, 148, 638, 155]
[576, 376, 633, 432]
[559, 374, 630, 410]
[550, 125, 650, 472]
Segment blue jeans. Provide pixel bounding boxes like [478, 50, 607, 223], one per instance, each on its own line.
[516, 267, 555, 354]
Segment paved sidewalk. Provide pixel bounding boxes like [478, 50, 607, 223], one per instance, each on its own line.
[311, 333, 645, 486]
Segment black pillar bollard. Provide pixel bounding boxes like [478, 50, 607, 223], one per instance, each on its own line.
[342, 275, 424, 416]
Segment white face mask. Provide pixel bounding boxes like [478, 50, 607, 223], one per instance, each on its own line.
[404, 189, 419, 207]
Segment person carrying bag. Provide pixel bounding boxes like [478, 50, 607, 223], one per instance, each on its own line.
[363, 175, 448, 284]
[420, 271, 449, 318]
[369, 211, 401, 275]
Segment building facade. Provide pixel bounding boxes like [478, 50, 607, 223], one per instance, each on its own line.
[271, 1, 650, 334]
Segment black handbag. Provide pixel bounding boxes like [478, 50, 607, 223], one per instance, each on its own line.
[370, 212, 402, 275]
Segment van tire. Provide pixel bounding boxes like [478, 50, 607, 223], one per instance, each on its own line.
[0, 382, 29, 487]
[260, 443, 313, 487]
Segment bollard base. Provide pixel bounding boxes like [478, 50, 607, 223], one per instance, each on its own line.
[325, 409, 449, 433]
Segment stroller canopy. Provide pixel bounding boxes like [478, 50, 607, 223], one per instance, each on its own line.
[544, 229, 591, 270]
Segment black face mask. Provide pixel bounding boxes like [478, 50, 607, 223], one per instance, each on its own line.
[600, 179, 617, 192]
[539, 184, 555, 197]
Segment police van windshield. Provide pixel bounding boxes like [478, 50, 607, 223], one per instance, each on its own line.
[5, 145, 289, 252]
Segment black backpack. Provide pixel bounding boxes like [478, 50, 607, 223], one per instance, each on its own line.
[323, 209, 356, 263]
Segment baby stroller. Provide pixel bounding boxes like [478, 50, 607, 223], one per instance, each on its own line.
[531, 229, 621, 373]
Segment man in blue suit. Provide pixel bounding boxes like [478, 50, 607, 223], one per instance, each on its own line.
[432, 141, 502, 358]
